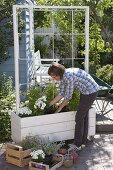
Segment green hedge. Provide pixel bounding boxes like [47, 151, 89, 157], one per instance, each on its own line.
[96, 64, 113, 86]
[0, 74, 15, 141]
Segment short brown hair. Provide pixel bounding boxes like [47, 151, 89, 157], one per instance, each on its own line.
[48, 63, 65, 79]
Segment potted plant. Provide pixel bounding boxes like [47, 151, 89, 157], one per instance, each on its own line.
[30, 149, 46, 169]
[18, 83, 58, 117]
[30, 149, 45, 163]
[20, 136, 43, 151]
[11, 83, 96, 143]
[23, 136, 65, 168]
[41, 139, 65, 166]
[58, 147, 67, 155]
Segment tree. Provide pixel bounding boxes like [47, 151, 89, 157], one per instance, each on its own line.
[35, 0, 86, 66]
[35, 0, 113, 67]
[0, 0, 15, 62]
[0, 0, 23, 63]
[82, 0, 113, 54]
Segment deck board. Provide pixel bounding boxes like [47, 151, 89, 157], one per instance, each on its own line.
[95, 99, 113, 132]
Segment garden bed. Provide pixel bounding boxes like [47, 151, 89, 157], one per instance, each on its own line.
[11, 107, 96, 143]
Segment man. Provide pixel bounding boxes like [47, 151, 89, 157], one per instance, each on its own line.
[48, 63, 99, 151]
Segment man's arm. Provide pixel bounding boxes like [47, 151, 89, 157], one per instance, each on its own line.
[49, 95, 63, 107]
[55, 98, 69, 113]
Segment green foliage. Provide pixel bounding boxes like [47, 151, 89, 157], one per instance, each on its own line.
[26, 85, 44, 116]
[0, 0, 15, 62]
[96, 64, 113, 86]
[0, 0, 24, 63]
[36, 0, 113, 66]
[34, 0, 86, 60]
[45, 83, 58, 102]
[22, 83, 59, 117]
[49, 35, 72, 59]
[1, 93, 15, 111]
[34, 10, 51, 29]
[34, 36, 49, 58]
[0, 111, 11, 142]
[89, 61, 100, 74]
[67, 90, 80, 111]
[83, 0, 113, 62]
[0, 74, 15, 141]
[22, 83, 80, 116]
[44, 83, 59, 113]
[41, 139, 65, 155]
[21, 136, 43, 151]
[0, 73, 13, 97]
[21, 135, 65, 158]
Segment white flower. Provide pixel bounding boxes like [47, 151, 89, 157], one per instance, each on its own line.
[40, 103, 46, 110]
[30, 149, 45, 160]
[19, 106, 32, 115]
[41, 96, 46, 102]
[25, 100, 29, 105]
[1, 109, 8, 113]
[12, 103, 16, 107]
[34, 96, 47, 110]
[34, 105, 37, 109]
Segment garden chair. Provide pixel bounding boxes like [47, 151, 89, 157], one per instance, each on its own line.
[91, 74, 113, 114]
[33, 50, 59, 84]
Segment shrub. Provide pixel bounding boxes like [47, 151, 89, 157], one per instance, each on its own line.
[21, 136, 43, 150]
[42, 139, 65, 155]
[19, 83, 59, 117]
[89, 61, 100, 74]
[0, 73, 13, 97]
[0, 74, 15, 141]
[19, 81, 80, 118]
[25, 85, 44, 116]
[96, 64, 113, 86]
[67, 90, 80, 111]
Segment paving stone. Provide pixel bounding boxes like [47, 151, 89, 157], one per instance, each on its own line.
[102, 163, 113, 170]
[75, 164, 86, 170]
[1, 134, 113, 170]
[94, 165, 105, 170]
[57, 165, 68, 170]
[94, 157, 102, 164]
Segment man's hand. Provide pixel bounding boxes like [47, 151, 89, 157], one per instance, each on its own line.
[49, 95, 63, 107]
[54, 99, 69, 113]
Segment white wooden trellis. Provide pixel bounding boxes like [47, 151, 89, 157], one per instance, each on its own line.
[13, 5, 89, 113]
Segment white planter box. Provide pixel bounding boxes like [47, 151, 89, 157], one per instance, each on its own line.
[11, 107, 96, 143]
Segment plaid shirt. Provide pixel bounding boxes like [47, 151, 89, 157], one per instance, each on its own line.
[58, 68, 99, 100]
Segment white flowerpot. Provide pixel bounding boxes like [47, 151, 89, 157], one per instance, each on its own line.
[11, 107, 96, 143]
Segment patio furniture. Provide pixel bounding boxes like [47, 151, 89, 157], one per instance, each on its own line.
[92, 74, 113, 114]
[34, 50, 59, 84]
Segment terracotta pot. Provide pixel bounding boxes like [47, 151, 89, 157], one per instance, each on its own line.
[58, 148, 67, 155]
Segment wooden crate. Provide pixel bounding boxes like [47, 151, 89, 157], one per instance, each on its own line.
[29, 154, 64, 170]
[6, 143, 32, 167]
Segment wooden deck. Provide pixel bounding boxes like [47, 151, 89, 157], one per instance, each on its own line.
[95, 99, 113, 132]
[1, 134, 113, 170]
